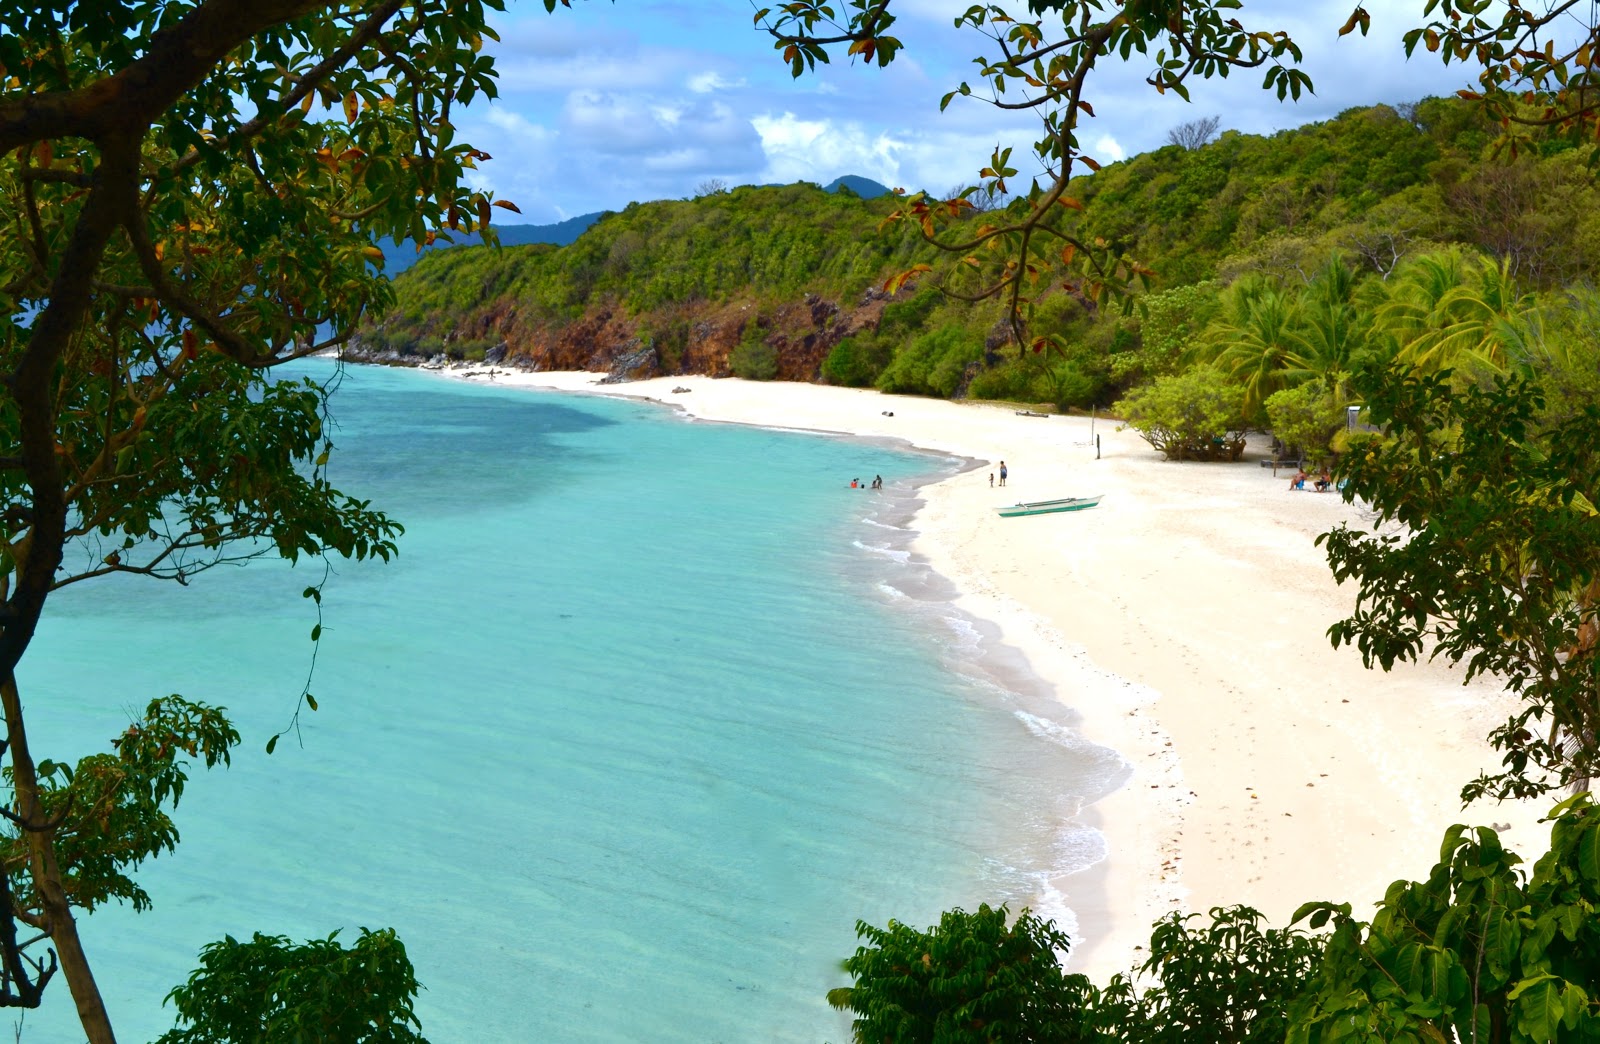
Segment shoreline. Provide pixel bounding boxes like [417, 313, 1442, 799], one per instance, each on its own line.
[408, 363, 1548, 981]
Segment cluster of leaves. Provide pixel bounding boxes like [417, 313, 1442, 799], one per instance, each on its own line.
[826, 903, 1097, 1042]
[728, 320, 780, 381]
[158, 928, 426, 1043]
[1096, 905, 1324, 1043]
[1112, 366, 1249, 461]
[1322, 364, 1600, 802]
[1, 697, 240, 916]
[1289, 793, 1600, 1042]
[833, 797, 1600, 1042]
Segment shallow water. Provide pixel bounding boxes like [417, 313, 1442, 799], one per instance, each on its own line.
[16, 363, 1122, 1042]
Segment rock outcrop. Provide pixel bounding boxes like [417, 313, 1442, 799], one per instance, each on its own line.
[347, 286, 903, 383]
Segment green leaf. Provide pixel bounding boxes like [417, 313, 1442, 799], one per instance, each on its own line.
[1579, 820, 1600, 883]
[265, 735, 278, 755]
[1513, 977, 1565, 1039]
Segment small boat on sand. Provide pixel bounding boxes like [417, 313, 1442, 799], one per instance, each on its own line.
[995, 494, 1103, 518]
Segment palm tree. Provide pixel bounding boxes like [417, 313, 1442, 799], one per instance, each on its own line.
[1291, 258, 1369, 397]
[1376, 249, 1538, 374]
[1197, 279, 1307, 420]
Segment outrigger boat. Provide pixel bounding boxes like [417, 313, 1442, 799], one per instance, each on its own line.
[995, 494, 1103, 518]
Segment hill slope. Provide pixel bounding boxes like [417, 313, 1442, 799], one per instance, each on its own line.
[354, 100, 1600, 396]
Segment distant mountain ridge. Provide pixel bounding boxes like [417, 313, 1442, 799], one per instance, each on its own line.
[377, 212, 603, 275]
[824, 175, 890, 198]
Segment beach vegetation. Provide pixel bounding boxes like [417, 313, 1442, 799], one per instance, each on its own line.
[1263, 384, 1346, 465]
[729, 326, 781, 381]
[1113, 368, 1249, 462]
[1288, 793, 1600, 1043]
[875, 326, 984, 399]
[1109, 282, 1221, 387]
[822, 336, 891, 387]
[1095, 904, 1323, 1043]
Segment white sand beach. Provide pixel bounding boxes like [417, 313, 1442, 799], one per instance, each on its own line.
[428, 365, 1547, 981]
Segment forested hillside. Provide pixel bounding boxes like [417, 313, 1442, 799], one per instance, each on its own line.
[354, 97, 1600, 437]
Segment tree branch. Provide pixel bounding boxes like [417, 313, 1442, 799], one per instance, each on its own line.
[0, 0, 329, 155]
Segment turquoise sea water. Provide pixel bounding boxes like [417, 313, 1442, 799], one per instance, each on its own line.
[17, 363, 1123, 1042]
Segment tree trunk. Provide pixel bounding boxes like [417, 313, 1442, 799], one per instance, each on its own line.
[1, 675, 116, 1043]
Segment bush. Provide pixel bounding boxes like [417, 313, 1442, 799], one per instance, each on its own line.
[878, 288, 941, 338]
[1114, 365, 1250, 460]
[729, 326, 779, 380]
[1038, 358, 1101, 411]
[967, 359, 1037, 401]
[159, 929, 426, 1043]
[827, 904, 1097, 1042]
[822, 336, 891, 386]
[876, 325, 982, 397]
[1097, 906, 1324, 1044]
[1263, 382, 1343, 462]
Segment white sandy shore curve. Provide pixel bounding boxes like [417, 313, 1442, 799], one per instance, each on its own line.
[420, 364, 1548, 981]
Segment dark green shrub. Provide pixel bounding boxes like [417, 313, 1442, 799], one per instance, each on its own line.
[876, 326, 982, 397]
[827, 904, 1097, 1043]
[823, 336, 891, 386]
[729, 333, 779, 380]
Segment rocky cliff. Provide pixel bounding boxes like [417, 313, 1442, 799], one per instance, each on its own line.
[347, 284, 903, 384]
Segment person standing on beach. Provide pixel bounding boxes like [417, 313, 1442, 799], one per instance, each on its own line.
[989, 472, 994, 487]
[999, 461, 1008, 486]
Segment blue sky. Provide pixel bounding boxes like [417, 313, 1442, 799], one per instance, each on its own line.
[458, 1, 1488, 223]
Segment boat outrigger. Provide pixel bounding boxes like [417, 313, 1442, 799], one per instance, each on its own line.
[995, 494, 1103, 518]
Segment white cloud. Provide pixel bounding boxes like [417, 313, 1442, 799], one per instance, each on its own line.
[1091, 134, 1125, 163]
[688, 71, 746, 93]
[483, 108, 552, 142]
[564, 92, 756, 156]
[752, 112, 906, 186]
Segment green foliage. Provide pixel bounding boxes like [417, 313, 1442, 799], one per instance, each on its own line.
[729, 325, 780, 381]
[1264, 383, 1344, 462]
[1, 697, 240, 916]
[1321, 365, 1600, 801]
[1377, 250, 1538, 374]
[1098, 906, 1325, 1044]
[373, 183, 937, 353]
[880, 288, 943, 337]
[965, 360, 1037, 403]
[1288, 793, 1600, 1043]
[823, 336, 892, 387]
[827, 904, 1096, 1043]
[876, 326, 983, 398]
[1112, 282, 1222, 385]
[158, 929, 427, 1044]
[1114, 367, 1250, 461]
